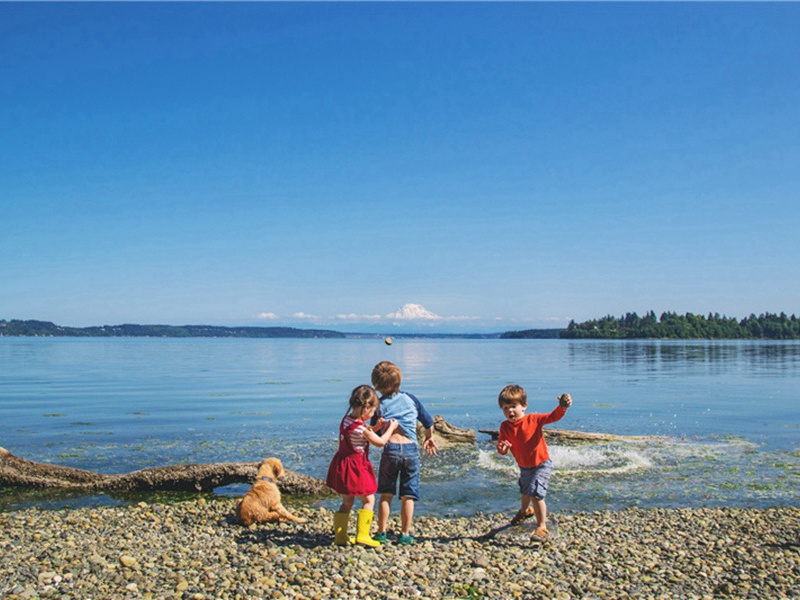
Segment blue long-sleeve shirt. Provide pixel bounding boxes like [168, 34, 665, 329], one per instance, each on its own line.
[374, 391, 434, 444]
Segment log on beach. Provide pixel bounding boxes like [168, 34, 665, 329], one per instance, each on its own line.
[418, 414, 477, 449]
[478, 428, 656, 443]
[0, 413, 477, 498]
[0, 447, 332, 496]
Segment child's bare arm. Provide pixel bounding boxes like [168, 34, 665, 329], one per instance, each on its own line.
[364, 419, 398, 447]
[422, 428, 439, 456]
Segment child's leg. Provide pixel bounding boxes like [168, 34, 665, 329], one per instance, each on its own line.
[397, 444, 421, 536]
[377, 493, 393, 533]
[338, 495, 355, 513]
[532, 497, 547, 530]
[376, 444, 401, 534]
[529, 459, 552, 532]
[360, 494, 375, 512]
[399, 496, 414, 535]
[511, 494, 534, 524]
[333, 496, 355, 546]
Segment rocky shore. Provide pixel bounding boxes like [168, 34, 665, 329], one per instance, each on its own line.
[1, 499, 798, 599]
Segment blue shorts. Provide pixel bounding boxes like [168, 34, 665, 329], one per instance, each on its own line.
[377, 442, 421, 501]
[518, 459, 553, 499]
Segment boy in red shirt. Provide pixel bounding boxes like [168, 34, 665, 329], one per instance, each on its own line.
[496, 385, 572, 542]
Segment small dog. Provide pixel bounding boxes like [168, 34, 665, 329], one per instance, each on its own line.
[235, 457, 307, 525]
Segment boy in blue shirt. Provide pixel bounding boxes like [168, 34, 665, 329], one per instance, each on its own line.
[371, 361, 438, 545]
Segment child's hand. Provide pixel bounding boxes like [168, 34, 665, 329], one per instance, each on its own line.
[497, 440, 512, 455]
[559, 393, 572, 408]
[423, 436, 439, 456]
[387, 418, 398, 432]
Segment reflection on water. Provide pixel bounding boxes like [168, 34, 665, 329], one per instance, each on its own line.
[569, 340, 800, 377]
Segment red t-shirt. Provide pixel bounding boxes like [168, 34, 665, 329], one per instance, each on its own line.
[498, 406, 566, 468]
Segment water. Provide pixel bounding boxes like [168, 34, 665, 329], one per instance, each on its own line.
[1, 337, 798, 515]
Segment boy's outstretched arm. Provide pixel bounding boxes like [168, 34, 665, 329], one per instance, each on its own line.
[408, 391, 438, 455]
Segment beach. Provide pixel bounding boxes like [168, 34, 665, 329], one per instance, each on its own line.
[1, 498, 798, 599]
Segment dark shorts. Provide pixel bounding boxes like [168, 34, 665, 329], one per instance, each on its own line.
[377, 442, 421, 501]
[518, 459, 553, 499]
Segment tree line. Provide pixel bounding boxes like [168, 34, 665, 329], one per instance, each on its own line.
[560, 311, 800, 340]
[0, 320, 345, 339]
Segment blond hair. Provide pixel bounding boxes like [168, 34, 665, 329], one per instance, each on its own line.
[371, 361, 402, 396]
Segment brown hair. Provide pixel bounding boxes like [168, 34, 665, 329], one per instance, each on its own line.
[498, 384, 527, 408]
[371, 361, 402, 396]
[349, 385, 379, 413]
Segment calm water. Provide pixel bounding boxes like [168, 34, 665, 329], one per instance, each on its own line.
[1, 337, 798, 515]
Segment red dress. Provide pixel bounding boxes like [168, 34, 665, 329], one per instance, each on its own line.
[326, 415, 378, 496]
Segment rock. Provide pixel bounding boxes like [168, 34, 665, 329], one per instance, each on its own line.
[120, 555, 137, 568]
[0, 495, 797, 600]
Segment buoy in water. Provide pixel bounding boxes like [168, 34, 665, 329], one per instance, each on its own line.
[384, 337, 393, 346]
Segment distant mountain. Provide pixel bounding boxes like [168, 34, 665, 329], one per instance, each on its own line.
[386, 303, 442, 320]
[0, 320, 346, 339]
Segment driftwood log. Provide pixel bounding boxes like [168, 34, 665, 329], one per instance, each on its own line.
[0, 447, 332, 496]
[418, 414, 476, 449]
[1, 418, 640, 497]
[478, 428, 655, 443]
[0, 415, 476, 497]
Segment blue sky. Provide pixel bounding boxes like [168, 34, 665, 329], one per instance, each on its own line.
[2, 3, 799, 333]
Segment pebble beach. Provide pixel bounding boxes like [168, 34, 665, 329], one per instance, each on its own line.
[1, 499, 798, 600]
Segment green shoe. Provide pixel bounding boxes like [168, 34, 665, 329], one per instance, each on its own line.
[373, 532, 388, 543]
[398, 534, 415, 545]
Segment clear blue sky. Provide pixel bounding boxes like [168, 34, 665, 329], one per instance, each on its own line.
[2, 3, 799, 333]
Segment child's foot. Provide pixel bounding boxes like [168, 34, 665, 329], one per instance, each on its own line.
[398, 533, 416, 545]
[510, 506, 535, 525]
[373, 532, 388, 543]
[531, 526, 549, 543]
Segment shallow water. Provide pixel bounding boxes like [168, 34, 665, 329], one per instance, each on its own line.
[1, 337, 798, 514]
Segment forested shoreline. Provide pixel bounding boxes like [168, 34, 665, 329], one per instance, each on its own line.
[4, 313, 800, 340]
[0, 320, 345, 338]
[558, 311, 800, 340]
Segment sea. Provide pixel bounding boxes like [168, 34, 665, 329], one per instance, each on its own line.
[1, 337, 798, 516]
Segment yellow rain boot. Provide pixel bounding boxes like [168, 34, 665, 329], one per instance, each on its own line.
[333, 511, 351, 546]
[355, 509, 381, 547]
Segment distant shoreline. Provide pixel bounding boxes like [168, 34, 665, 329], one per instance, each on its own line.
[0, 319, 535, 339]
[3, 315, 799, 340]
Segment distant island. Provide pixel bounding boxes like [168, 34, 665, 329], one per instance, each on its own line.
[4, 312, 799, 340]
[499, 328, 563, 339]
[503, 311, 800, 340]
[0, 320, 345, 339]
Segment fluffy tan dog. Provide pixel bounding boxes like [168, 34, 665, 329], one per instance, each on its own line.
[235, 457, 307, 525]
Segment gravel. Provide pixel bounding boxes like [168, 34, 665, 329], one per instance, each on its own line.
[1, 498, 798, 599]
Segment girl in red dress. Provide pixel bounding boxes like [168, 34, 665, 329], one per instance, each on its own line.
[327, 385, 397, 546]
